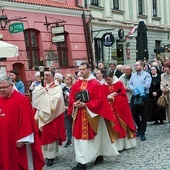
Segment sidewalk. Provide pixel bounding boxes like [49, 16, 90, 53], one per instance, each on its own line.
[44, 122, 170, 170]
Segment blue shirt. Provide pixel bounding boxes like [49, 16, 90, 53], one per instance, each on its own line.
[15, 81, 25, 94]
[129, 70, 151, 95]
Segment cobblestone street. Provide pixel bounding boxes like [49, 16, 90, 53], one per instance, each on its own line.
[44, 122, 170, 170]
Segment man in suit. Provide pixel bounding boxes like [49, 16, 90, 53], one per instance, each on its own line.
[108, 62, 123, 78]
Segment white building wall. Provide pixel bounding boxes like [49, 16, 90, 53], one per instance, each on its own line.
[87, 0, 170, 67]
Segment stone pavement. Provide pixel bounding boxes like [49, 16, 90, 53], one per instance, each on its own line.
[44, 122, 170, 170]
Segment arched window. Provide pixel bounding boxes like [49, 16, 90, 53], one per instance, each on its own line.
[24, 29, 40, 69]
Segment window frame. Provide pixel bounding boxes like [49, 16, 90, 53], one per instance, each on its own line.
[153, 0, 157, 17]
[24, 29, 40, 69]
[91, 0, 99, 6]
[155, 40, 161, 48]
[138, 0, 143, 15]
[113, 0, 119, 10]
[57, 40, 68, 67]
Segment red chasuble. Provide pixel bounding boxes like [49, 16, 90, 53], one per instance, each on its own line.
[68, 78, 121, 140]
[102, 81, 136, 138]
[41, 113, 66, 145]
[0, 90, 44, 170]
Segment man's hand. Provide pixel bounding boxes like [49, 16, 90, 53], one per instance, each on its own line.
[110, 92, 118, 97]
[107, 95, 114, 101]
[152, 92, 157, 96]
[74, 100, 86, 108]
[16, 142, 25, 148]
[162, 89, 169, 94]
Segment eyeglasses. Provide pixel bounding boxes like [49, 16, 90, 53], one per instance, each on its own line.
[44, 74, 51, 77]
[0, 84, 11, 90]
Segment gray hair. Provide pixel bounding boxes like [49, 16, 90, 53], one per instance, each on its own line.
[35, 71, 40, 77]
[0, 76, 13, 84]
[55, 73, 63, 80]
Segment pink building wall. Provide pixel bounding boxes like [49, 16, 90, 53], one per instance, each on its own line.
[0, 6, 88, 85]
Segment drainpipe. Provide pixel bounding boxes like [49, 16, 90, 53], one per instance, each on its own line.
[82, 11, 94, 71]
[84, 0, 88, 9]
[75, 0, 78, 6]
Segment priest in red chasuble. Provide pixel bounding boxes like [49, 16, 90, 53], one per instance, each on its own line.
[102, 72, 136, 151]
[0, 76, 44, 170]
[32, 70, 66, 167]
[68, 62, 121, 170]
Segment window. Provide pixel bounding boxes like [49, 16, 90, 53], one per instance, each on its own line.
[94, 38, 104, 64]
[91, 0, 99, 5]
[113, 0, 119, 10]
[44, 51, 58, 67]
[155, 40, 161, 48]
[138, 0, 143, 15]
[57, 41, 68, 66]
[153, 0, 157, 17]
[24, 29, 40, 69]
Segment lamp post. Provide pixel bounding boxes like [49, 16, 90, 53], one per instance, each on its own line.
[0, 6, 8, 30]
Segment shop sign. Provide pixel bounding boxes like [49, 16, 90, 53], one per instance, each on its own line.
[9, 23, 24, 33]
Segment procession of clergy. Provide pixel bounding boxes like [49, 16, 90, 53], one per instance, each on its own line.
[1, 57, 170, 170]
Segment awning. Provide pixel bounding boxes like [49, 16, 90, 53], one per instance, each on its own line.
[154, 44, 170, 54]
[0, 40, 18, 58]
[154, 47, 165, 54]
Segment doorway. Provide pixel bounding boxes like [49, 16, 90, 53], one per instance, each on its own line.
[116, 40, 124, 64]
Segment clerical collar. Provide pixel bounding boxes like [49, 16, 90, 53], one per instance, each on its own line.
[152, 74, 157, 77]
[46, 81, 54, 88]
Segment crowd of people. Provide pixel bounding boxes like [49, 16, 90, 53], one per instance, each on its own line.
[0, 56, 170, 170]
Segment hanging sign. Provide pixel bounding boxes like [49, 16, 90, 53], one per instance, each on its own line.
[102, 33, 115, 47]
[9, 23, 24, 33]
[52, 35, 65, 43]
[51, 26, 64, 34]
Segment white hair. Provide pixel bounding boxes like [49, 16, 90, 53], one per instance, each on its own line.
[54, 73, 63, 80]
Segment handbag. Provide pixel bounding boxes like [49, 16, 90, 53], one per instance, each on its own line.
[134, 95, 144, 107]
[157, 95, 167, 108]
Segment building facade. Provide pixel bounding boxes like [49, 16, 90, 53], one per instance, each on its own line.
[0, 0, 90, 90]
[85, 0, 170, 68]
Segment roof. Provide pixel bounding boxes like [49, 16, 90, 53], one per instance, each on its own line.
[12, 0, 87, 11]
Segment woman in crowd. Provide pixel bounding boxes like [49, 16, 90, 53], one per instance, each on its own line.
[54, 73, 66, 88]
[10, 69, 25, 94]
[63, 73, 75, 148]
[160, 61, 170, 123]
[28, 71, 41, 102]
[101, 72, 136, 151]
[148, 66, 165, 124]
[29, 71, 41, 92]
[95, 69, 106, 85]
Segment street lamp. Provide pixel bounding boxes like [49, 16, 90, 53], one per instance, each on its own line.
[0, 6, 8, 31]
